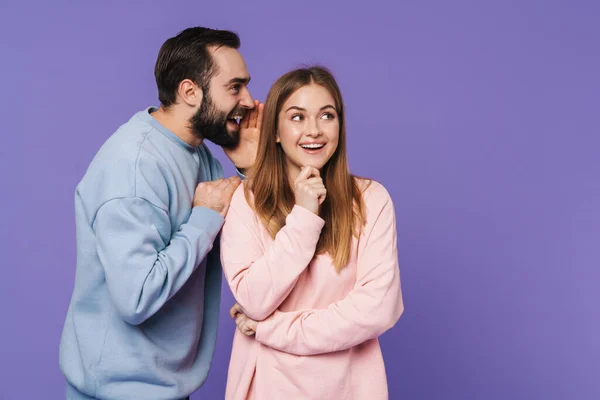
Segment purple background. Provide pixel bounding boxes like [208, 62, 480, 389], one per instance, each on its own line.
[1, 1, 598, 399]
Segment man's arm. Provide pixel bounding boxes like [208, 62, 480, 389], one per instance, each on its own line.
[94, 177, 240, 326]
[94, 197, 223, 325]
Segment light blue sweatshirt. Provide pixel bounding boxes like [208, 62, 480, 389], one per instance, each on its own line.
[59, 107, 225, 400]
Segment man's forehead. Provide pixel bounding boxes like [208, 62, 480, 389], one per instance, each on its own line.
[209, 45, 249, 82]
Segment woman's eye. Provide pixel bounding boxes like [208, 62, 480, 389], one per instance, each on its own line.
[322, 112, 335, 120]
[291, 114, 303, 121]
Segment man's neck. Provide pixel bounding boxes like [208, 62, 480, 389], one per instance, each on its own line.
[151, 105, 202, 148]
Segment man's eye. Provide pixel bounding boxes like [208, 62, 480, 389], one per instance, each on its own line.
[231, 84, 240, 94]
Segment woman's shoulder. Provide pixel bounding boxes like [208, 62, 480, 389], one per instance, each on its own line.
[353, 177, 395, 226]
[229, 181, 255, 214]
[354, 177, 391, 202]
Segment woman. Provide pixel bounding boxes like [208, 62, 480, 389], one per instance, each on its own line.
[220, 66, 404, 399]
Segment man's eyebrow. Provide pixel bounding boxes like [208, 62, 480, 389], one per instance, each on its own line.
[225, 76, 251, 86]
[285, 104, 336, 112]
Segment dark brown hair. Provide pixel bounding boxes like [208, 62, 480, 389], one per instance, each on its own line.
[154, 26, 240, 107]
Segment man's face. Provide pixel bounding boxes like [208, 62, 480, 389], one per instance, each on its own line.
[190, 46, 254, 148]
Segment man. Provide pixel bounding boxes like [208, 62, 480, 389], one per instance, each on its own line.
[59, 26, 263, 400]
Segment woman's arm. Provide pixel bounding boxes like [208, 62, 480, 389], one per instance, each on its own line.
[254, 187, 404, 355]
[220, 190, 325, 321]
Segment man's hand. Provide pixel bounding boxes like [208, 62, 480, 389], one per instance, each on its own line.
[230, 303, 257, 336]
[193, 176, 241, 217]
[223, 99, 264, 171]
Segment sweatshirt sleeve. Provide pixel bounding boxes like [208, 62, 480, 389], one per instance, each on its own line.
[93, 197, 224, 325]
[220, 198, 325, 321]
[254, 188, 404, 355]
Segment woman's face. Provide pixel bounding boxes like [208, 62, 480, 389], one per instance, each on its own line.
[277, 84, 340, 180]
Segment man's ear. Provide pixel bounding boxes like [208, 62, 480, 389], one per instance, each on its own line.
[178, 79, 203, 108]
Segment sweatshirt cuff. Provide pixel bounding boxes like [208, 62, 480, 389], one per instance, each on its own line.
[286, 205, 325, 233]
[188, 206, 225, 240]
[254, 314, 275, 344]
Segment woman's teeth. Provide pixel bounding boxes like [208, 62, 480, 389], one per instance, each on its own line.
[301, 143, 325, 149]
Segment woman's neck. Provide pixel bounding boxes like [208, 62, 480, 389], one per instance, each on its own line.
[286, 162, 302, 184]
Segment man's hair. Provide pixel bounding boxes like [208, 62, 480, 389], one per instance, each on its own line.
[154, 27, 240, 107]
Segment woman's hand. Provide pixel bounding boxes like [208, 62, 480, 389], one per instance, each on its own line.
[294, 166, 326, 214]
[230, 303, 258, 336]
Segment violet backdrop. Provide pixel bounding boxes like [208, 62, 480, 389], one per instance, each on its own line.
[1, 1, 598, 399]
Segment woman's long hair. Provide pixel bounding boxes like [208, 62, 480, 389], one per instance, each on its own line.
[245, 66, 369, 272]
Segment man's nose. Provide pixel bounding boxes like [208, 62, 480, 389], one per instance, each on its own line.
[239, 87, 254, 109]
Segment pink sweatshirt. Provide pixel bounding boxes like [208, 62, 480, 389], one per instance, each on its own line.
[220, 180, 404, 399]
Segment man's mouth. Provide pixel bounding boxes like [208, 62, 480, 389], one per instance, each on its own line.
[227, 109, 245, 126]
[227, 115, 242, 125]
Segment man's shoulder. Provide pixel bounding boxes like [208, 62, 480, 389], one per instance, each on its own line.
[90, 110, 154, 163]
[77, 109, 162, 200]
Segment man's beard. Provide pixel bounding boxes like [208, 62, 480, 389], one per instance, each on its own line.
[190, 92, 244, 149]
